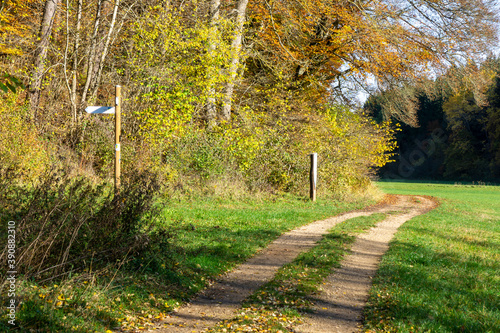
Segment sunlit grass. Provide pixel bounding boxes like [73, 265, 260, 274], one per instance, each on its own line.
[362, 181, 500, 332]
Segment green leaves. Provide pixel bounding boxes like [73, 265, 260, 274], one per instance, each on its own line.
[0, 73, 25, 94]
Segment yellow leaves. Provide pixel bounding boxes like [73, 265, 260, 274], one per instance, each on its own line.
[297, 105, 397, 190]
[0, 93, 49, 181]
[0, 44, 23, 56]
[213, 123, 265, 173]
[0, 0, 37, 56]
[129, 4, 237, 151]
[57, 293, 73, 302]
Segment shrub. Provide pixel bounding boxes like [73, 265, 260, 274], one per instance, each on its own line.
[0, 168, 160, 280]
[0, 93, 49, 181]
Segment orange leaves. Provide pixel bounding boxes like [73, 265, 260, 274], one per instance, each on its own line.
[248, 0, 359, 77]
[246, 0, 497, 103]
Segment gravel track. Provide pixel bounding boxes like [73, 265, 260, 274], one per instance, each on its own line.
[148, 195, 437, 333]
[294, 196, 437, 333]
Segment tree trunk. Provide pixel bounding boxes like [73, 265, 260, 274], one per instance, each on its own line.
[80, 0, 110, 113]
[221, 0, 248, 121]
[63, 0, 82, 125]
[29, 0, 60, 122]
[90, 0, 120, 101]
[206, 0, 221, 130]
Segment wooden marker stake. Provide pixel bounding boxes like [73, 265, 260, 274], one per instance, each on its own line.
[310, 153, 317, 201]
[115, 85, 121, 193]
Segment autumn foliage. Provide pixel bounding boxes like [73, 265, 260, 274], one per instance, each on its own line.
[0, 0, 497, 192]
[0, 1, 498, 331]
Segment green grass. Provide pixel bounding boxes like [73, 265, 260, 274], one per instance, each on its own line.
[362, 181, 500, 333]
[10, 181, 497, 332]
[1, 194, 372, 332]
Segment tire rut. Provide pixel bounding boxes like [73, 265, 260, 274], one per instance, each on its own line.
[148, 195, 437, 333]
[294, 196, 437, 333]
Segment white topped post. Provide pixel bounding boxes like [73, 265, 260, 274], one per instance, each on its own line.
[310, 153, 317, 201]
[85, 85, 122, 194]
[115, 86, 121, 193]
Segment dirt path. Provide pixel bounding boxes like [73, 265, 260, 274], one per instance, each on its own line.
[294, 195, 436, 333]
[150, 195, 436, 333]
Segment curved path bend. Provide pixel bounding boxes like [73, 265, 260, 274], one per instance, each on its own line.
[149, 195, 437, 333]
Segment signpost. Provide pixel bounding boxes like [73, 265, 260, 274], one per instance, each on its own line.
[85, 106, 115, 114]
[114, 86, 121, 192]
[85, 85, 122, 194]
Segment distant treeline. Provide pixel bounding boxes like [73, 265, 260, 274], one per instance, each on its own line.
[365, 58, 500, 182]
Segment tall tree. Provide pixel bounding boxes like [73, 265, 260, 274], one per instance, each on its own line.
[29, 0, 60, 122]
[80, 0, 121, 112]
[63, 0, 82, 124]
[61, 0, 130, 123]
[244, 0, 498, 123]
[206, 0, 221, 129]
[221, 0, 249, 121]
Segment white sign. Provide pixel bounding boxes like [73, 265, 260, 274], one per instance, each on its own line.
[85, 106, 115, 114]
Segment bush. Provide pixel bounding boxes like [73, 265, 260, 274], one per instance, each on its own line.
[129, 106, 397, 198]
[0, 93, 49, 181]
[0, 168, 160, 280]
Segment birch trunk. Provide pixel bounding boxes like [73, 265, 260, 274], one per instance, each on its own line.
[206, 0, 221, 130]
[29, 0, 60, 122]
[80, 0, 108, 113]
[90, 0, 120, 101]
[63, 0, 82, 124]
[221, 0, 249, 121]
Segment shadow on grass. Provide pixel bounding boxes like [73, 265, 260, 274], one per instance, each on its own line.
[1, 300, 102, 332]
[123, 225, 283, 298]
[1, 226, 280, 331]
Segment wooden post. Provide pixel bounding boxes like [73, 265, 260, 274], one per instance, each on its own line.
[309, 153, 317, 201]
[115, 85, 121, 193]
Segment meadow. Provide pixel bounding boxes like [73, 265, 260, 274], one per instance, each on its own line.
[362, 181, 500, 332]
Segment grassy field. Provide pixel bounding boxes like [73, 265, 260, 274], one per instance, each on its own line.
[363, 181, 500, 332]
[1, 194, 372, 332]
[4, 181, 499, 332]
